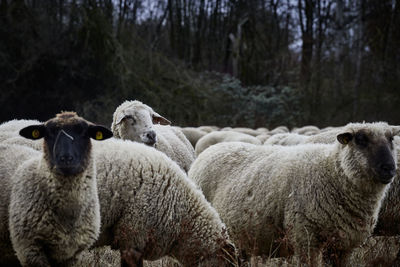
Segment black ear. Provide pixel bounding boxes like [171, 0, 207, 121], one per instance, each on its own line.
[337, 132, 353, 145]
[88, 125, 113, 141]
[19, 125, 46, 140]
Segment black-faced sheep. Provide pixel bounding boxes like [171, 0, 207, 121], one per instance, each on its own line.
[273, 126, 400, 237]
[0, 112, 112, 266]
[189, 122, 398, 265]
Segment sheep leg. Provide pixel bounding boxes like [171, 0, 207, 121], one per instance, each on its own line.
[121, 248, 143, 267]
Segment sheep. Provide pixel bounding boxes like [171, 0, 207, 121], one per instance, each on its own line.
[264, 133, 308, 146]
[255, 133, 271, 144]
[223, 127, 261, 137]
[220, 127, 233, 131]
[320, 126, 341, 133]
[264, 128, 344, 147]
[197, 126, 219, 133]
[0, 119, 44, 150]
[0, 112, 113, 267]
[0, 144, 40, 266]
[0, 119, 41, 133]
[268, 126, 290, 135]
[0, 119, 41, 142]
[256, 127, 269, 134]
[272, 126, 400, 237]
[194, 130, 261, 156]
[2, 135, 43, 150]
[179, 127, 208, 148]
[91, 138, 236, 266]
[291, 125, 320, 135]
[189, 122, 398, 265]
[111, 100, 195, 172]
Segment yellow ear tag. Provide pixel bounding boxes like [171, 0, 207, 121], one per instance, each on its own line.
[32, 129, 40, 139]
[95, 131, 103, 140]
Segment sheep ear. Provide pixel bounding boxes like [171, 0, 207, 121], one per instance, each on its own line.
[152, 112, 171, 125]
[114, 113, 128, 125]
[88, 125, 113, 141]
[20, 125, 46, 140]
[337, 132, 353, 145]
[391, 126, 400, 136]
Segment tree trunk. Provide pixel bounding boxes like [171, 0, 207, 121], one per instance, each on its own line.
[299, 0, 314, 87]
[229, 17, 248, 78]
[352, 0, 365, 120]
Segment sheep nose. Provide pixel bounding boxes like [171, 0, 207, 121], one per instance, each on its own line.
[60, 155, 74, 164]
[145, 131, 157, 145]
[147, 131, 156, 140]
[380, 163, 395, 173]
[378, 163, 396, 182]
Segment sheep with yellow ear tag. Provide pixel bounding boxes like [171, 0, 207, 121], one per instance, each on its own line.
[0, 112, 113, 267]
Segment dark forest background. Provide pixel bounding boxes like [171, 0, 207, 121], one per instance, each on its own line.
[0, 0, 399, 128]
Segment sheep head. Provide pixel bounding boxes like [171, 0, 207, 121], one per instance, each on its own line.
[337, 122, 399, 185]
[19, 111, 113, 176]
[111, 100, 171, 146]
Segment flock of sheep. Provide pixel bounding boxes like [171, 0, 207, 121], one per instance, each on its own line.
[0, 99, 400, 266]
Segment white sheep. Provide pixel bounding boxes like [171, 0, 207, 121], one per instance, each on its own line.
[0, 119, 41, 141]
[268, 125, 290, 135]
[91, 138, 236, 266]
[197, 125, 219, 133]
[0, 119, 44, 150]
[264, 128, 344, 146]
[179, 127, 208, 148]
[0, 119, 41, 134]
[0, 144, 40, 266]
[189, 122, 398, 265]
[255, 133, 271, 144]
[256, 127, 269, 134]
[111, 100, 195, 172]
[0, 112, 113, 266]
[223, 127, 261, 137]
[291, 125, 320, 135]
[195, 130, 261, 156]
[263, 133, 308, 146]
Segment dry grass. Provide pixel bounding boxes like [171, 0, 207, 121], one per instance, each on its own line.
[74, 235, 400, 267]
[78, 246, 121, 266]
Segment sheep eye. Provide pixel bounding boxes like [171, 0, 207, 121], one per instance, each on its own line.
[389, 136, 394, 143]
[355, 132, 369, 148]
[123, 116, 136, 125]
[129, 117, 136, 125]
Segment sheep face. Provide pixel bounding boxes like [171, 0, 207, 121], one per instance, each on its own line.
[19, 112, 112, 176]
[337, 125, 398, 185]
[113, 105, 170, 146]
